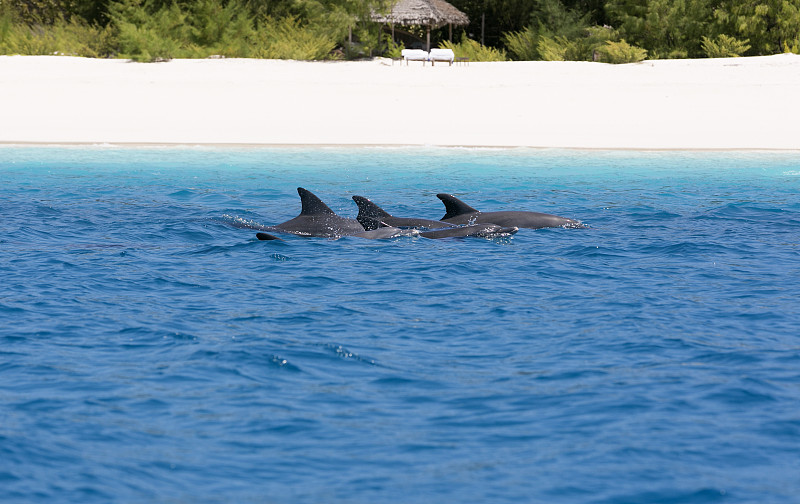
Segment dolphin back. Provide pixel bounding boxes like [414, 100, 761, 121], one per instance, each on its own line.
[419, 224, 518, 239]
[437, 193, 479, 220]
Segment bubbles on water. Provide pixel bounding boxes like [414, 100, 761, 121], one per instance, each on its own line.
[271, 356, 290, 367]
[316, 342, 377, 366]
[220, 214, 267, 230]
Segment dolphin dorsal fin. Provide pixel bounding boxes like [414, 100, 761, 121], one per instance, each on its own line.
[352, 196, 392, 219]
[298, 187, 336, 216]
[437, 193, 479, 219]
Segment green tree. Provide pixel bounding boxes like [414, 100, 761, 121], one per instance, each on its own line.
[4, 0, 81, 23]
[447, 0, 540, 48]
[605, 0, 713, 58]
[501, 0, 593, 59]
[713, 0, 800, 54]
[777, 0, 800, 52]
[246, 0, 298, 20]
[701, 33, 751, 57]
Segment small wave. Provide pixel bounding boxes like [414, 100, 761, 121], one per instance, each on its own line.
[265, 354, 300, 371]
[563, 244, 627, 259]
[0, 303, 26, 315]
[168, 189, 196, 199]
[604, 488, 729, 504]
[628, 208, 683, 221]
[695, 351, 763, 366]
[698, 202, 790, 222]
[703, 386, 776, 405]
[370, 375, 442, 388]
[150, 276, 210, 290]
[188, 348, 302, 374]
[182, 241, 265, 256]
[643, 241, 732, 257]
[33, 203, 62, 217]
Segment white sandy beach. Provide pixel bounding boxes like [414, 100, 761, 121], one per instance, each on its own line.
[1, 54, 799, 149]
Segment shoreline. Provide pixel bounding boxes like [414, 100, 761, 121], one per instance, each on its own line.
[3, 54, 799, 150]
[3, 141, 800, 153]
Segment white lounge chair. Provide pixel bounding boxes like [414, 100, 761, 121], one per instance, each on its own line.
[401, 49, 429, 66]
[429, 48, 455, 66]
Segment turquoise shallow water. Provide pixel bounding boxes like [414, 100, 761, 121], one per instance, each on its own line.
[1, 146, 799, 503]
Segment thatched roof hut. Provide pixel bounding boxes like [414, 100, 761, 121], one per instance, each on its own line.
[371, 0, 469, 51]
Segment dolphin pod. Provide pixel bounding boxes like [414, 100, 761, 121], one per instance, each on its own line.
[236, 187, 582, 241]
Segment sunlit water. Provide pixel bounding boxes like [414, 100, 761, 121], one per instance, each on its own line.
[1, 146, 799, 503]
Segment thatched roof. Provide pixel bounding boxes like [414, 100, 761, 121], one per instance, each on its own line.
[371, 0, 469, 28]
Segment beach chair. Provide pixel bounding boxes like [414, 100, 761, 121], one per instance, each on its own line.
[401, 49, 429, 66]
[429, 48, 455, 66]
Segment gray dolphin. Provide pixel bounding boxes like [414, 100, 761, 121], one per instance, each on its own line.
[353, 195, 449, 230]
[239, 187, 413, 239]
[352, 195, 518, 238]
[272, 187, 366, 237]
[437, 193, 583, 229]
[417, 224, 518, 239]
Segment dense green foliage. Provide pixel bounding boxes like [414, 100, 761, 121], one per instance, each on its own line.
[107, 0, 337, 60]
[439, 34, 506, 61]
[596, 38, 647, 62]
[1, 0, 341, 60]
[1, 0, 800, 61]
[0, 12, 114, 56]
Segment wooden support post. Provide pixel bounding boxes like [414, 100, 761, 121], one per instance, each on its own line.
[426, 26, 430, 52]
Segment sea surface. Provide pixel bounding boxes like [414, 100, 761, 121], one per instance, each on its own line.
[1, 146, 799, 503]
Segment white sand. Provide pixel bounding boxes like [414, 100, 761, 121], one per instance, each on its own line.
[1, 54, 799, 149]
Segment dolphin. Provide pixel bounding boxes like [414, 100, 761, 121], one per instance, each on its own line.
[256, 227, 413, 240]
[418, 223, 517, 239]
[271, 187, 367, 237]
[352, 195, 518, 238]
[437, 193, 583, 229]
[353, 195, 453, 231]
[235, 187, 413, 239]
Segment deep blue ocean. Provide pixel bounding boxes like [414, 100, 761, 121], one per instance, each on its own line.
[1, 146, 799, 503]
